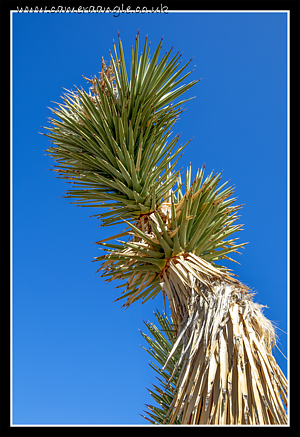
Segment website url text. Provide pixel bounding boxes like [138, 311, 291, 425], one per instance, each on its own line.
[16, 5, 169, 17]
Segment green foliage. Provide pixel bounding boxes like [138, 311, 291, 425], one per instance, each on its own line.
[94, 166, 246, 307]
[173, 166, 246, 267]
[140, 310, 182, 424]
[44, 32, 198, 226]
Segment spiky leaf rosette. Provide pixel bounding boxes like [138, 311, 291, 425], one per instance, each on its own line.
[44, 33, 199, 226]
[140, 310, 182, 424]
[94, 166, 246, 307]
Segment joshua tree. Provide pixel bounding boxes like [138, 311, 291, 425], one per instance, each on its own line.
[44, 33, 288, 424]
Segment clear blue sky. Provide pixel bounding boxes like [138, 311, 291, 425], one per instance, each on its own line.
[12, 11, 288, 425]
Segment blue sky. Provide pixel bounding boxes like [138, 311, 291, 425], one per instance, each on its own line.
[12, 11, 288, 425]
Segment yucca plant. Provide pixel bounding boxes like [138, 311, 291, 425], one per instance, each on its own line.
[43, 33, 288, 425]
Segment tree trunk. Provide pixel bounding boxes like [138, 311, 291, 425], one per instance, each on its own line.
[160, 253, 288, 424]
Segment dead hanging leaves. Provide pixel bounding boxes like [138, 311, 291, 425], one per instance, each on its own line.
[158, 257, 287, 424]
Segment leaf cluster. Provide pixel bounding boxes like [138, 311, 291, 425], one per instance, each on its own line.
[44, 32, 198, 226]
[94, 166, 246, 307]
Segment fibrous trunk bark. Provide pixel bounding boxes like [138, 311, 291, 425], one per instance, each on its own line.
[159, 253, 288, 424]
